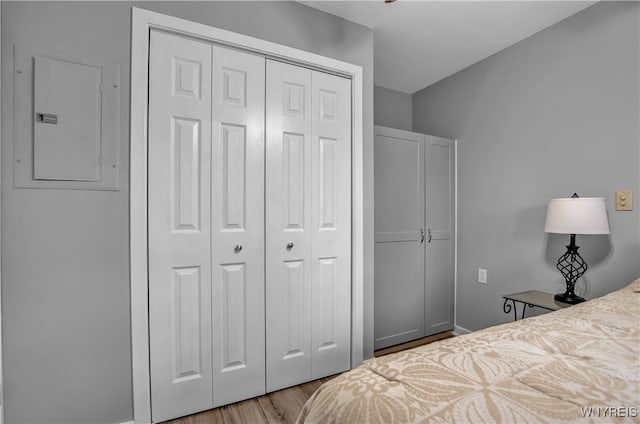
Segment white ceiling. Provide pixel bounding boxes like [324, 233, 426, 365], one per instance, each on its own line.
[301, 1, 596, 93]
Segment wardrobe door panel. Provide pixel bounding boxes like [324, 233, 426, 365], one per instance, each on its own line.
[265, 60, 313, 392]
[310, 71, 351, 378]
[373, 129, 425, 350]
[425, 136, 455, 335]
[211, 45, 266, 406]
[148, 30, 213, 422]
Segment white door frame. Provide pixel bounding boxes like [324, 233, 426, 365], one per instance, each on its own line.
[130, 7, 364, 423]
[0, 3, 4, 423]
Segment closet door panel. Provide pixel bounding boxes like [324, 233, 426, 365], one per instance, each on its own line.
[211, 46, 266, 406]
[148, 30, 213, 422]
[265, 60, 313, 391]
[425, 136, 455, 335]
[310, 71, 351, 378]
[373, 129, 425, 350]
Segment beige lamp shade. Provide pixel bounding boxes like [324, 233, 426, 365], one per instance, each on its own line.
[544, 197, 610, 235]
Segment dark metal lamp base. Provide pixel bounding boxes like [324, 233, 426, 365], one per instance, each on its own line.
[554, 292, 585, 304]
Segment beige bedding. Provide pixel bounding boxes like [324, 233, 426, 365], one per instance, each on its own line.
[298, 280, 640, 423]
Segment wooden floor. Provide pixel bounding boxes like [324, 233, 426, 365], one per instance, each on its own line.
[164, 331, 454, 424]
[374, 330, 454, 357]
[163, 377, 335, 424]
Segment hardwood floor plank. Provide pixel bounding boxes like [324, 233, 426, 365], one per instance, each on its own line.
[222, 399, 269, 424]
[296, 378, 328, 398]
[255, 395, 286, 423]
[264, 386, 310, 423]
[374, 330, 454, 357]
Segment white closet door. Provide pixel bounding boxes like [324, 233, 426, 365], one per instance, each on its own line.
[310, 71, 351, 379]
[210, 46, 266, 406]
[265, 60, 313, 391]
[148, 30, 213, 422]
[266, 60, 351, 391]
[373, 127, 426, 350]
[425, 136, 455, 335]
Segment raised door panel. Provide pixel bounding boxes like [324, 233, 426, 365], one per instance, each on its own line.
[310, 71, 351, 378]
[148, 30, 213, 422]
[210, 45, 266, 406]
[425, 136, 455, 335]
[374, 243, 424, 346]
[373, 129, 426, 349]
[265, 60, 313, 392]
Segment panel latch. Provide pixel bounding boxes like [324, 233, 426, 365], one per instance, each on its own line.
[36, 113, 58, 124]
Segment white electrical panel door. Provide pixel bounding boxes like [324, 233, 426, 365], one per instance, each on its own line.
[425, 136, 455, 335]
[210, 45, 266, 407]
[309, 70, 351, 379]
[148, 30, 214, 422]
[33, 56, 102, 181]
[266, 60, 351, 391]
[265, 61, 313, 392]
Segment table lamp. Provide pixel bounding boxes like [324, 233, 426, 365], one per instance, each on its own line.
[544, 194, 610, 304]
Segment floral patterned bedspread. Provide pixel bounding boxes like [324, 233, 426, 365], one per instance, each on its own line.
[298, 280, 640, 423]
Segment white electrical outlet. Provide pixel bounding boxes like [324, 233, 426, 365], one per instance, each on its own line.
[478, 268, 487, 284]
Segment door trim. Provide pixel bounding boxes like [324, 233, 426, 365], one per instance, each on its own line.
[130, 7, 364, 423]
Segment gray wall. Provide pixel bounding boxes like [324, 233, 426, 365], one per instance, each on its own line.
[1, 2, 374, 423]
[413, 1, 640, 332]
[374, 85, 412, 131]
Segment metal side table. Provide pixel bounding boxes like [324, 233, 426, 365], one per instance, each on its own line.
[502, 290, 572, 321]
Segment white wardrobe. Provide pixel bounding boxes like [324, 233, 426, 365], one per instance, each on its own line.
[374, 126, 455, 350]
[147, 30, 352, 422]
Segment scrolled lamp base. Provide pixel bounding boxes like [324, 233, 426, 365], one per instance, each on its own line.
[554, 291, 585, 304]
[555, 233, 587, 305]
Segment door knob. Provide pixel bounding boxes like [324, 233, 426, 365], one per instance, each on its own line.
[234, 245, 243, 253]
[286, 242, 294, 250]
[427, 228, 432, 243]
[420, 229, 425, 243]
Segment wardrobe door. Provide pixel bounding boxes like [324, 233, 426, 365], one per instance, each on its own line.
[148, 30, 213, 422]
[210, 46, 266, 406]
[373, 127, 426, 350]
[265, 60, 313, 391]
[425, 136, 455, 335]
[310, 71, 351, 379]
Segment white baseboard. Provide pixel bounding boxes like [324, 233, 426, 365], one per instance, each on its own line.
[117, 421, 135, 424]
[453, 325, 472, 336]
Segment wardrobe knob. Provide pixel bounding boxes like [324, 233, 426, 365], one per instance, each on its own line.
[286, 242, 294, 250]
[234, 245, 243, 253]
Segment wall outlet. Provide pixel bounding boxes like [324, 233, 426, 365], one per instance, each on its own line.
[478, 268, 487, 284]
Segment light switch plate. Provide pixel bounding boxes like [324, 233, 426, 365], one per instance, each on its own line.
[616, 191, 632, 211]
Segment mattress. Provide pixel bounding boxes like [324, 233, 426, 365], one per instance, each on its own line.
[298, 279, 640, 423]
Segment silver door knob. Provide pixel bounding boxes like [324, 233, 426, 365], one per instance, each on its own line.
[234, 245, 243, 253]
[286, 242, 294, 250]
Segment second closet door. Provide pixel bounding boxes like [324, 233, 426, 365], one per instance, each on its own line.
[265, 60, 352, 392]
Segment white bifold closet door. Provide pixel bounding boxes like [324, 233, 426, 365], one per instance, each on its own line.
[265, 60, 351, 392]
[148, 30, 266, 421]
[148, 29, 352, 423]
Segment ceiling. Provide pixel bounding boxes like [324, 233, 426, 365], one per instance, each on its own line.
[301, 1, 596, 93]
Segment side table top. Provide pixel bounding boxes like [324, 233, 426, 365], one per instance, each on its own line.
[503, 290, 572, 311]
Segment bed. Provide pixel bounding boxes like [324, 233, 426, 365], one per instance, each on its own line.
[298, 279, 640, 423]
